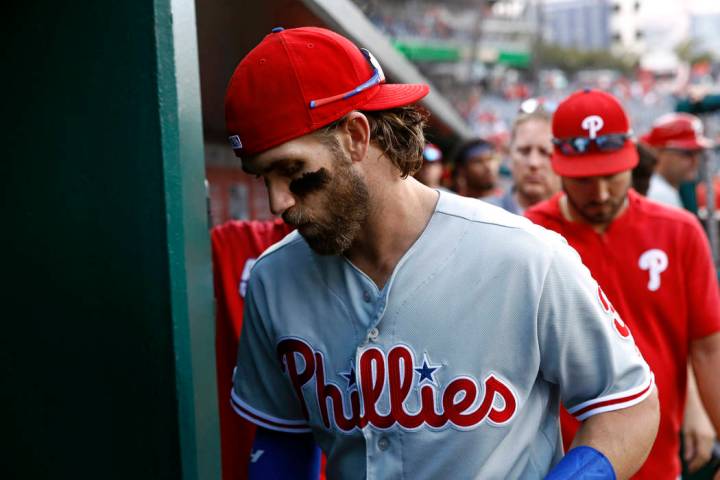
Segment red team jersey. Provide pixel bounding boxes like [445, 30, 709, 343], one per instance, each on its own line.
[211, 219, 294, 480]
[526, 189, 720, 479]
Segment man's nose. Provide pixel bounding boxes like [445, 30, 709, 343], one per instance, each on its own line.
[526, 148, 544, 168]
[267, 183, 295, 216]
[594, 180, 610, 202]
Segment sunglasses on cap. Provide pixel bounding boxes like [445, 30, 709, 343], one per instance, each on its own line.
[552, 133, 631, 156]
[309, 48, 385, 109]
[518, 98, 557, 114]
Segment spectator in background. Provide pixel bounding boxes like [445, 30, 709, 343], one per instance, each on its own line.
[632, 143, 658, 196]
[487, 107, 559, 214]
[640, 116, 720, 478]
[642, 113, 712, 208]
[452, 138, 502, 199]
[414, 143, 446, 190]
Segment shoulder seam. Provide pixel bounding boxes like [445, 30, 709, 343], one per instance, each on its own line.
[253, 232, 304, 269]
[435, 209, 530, 231]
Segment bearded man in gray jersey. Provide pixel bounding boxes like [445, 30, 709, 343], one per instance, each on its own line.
[224, 26, 659, 480]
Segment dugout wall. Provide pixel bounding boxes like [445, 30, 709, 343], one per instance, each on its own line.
[4, 1, 220, 479]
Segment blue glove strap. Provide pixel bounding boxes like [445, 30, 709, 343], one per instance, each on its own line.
[248, 427, 321, 480]
[545, 446, 616, 480]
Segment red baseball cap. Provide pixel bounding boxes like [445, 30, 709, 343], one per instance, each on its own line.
[640, 113, 712, 150]
[225, 26, 430, 157]
[551, 89, 638, 177]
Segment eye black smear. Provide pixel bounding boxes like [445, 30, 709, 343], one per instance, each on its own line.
[290, 168, 331, 196]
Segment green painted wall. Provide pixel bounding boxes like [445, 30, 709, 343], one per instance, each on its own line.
[4, 1, 219, 479]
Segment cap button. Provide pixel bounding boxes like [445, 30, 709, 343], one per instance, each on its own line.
[583, 88, 591, 93]
[271, 27, 284, 33]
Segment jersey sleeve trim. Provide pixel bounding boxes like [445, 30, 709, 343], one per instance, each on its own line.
[567, 372, 655, 421]
[230, 389, 312, 433]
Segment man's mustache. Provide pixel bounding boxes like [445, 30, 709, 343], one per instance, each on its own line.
[283, 208, 310, 227]
[585, 200, 613, 208]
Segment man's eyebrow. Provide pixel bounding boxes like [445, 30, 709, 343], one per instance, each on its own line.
[242, 158, 304, 175]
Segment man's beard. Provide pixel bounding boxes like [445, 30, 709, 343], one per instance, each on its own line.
[283, 153, 369, 255]
[566, 190, 627, 226]
[467, 176, 496, 193]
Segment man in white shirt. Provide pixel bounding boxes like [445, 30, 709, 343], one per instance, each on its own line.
[641, 113, 712, 208]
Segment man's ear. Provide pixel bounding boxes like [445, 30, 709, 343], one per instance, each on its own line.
[339, 111, 370, 164]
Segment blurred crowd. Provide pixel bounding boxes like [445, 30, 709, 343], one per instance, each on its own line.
[414, 97, 720, 221]
[353, 0, 720, 157]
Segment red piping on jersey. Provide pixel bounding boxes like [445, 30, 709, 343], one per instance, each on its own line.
[572, 381, 653, 418]
[231, 396, 310, 431]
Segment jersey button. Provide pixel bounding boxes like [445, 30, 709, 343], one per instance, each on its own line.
[363, 290, 372, 303]
[378, 436, 390, 451]
[368, 327, 379, 342]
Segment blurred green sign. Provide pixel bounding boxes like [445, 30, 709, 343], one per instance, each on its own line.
[497, 50, 531, 68]
[393, 40, 460, 62]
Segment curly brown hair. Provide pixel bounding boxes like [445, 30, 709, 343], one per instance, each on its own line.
[315, 105, 429, 178]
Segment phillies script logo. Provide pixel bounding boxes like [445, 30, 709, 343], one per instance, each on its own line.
[597, 286, 631, 339]
[276, 338, 518, 432]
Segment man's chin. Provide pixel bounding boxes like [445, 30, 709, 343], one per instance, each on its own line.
[586, 214, 613, 225]
[579, 207, 616, 225]
[296, 223, 315, 236]
[519, 185, 549, 200]
[306, 241, 347, 256]
[301, 232, 349, 256]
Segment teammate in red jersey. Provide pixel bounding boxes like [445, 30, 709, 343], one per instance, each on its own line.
[211, 219, 294, 480]
[526, 89, 720, 480]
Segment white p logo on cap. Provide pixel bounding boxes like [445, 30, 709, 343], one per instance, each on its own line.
[582, 115, 604, 139]
[228, 135, 243, 150]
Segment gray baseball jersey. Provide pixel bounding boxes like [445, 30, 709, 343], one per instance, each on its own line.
[232, 190, 653, 479]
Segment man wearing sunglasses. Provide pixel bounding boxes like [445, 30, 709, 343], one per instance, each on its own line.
[225, 28, 659, 479]
[526, 89, 720, 480]
[641, 113, 712, 209]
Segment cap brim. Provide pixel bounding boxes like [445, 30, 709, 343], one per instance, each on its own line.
[361, 84, 430, 111]
[639, 134, 713, 150]
[552, 142, 639, 177]
[664, 137, 713, 150]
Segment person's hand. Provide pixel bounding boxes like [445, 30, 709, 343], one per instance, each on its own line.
[683, 400, 716, 473]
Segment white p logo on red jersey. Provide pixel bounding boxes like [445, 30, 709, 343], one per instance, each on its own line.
[581, 115, 604, 139]
[638, 249, 668, 292]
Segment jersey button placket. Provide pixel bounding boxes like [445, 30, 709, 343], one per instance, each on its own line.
[363, 290, 372, 303]
[377, 436, 390, 451]
[367, 327, 380, 342]
[367, 293, 388, 343]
